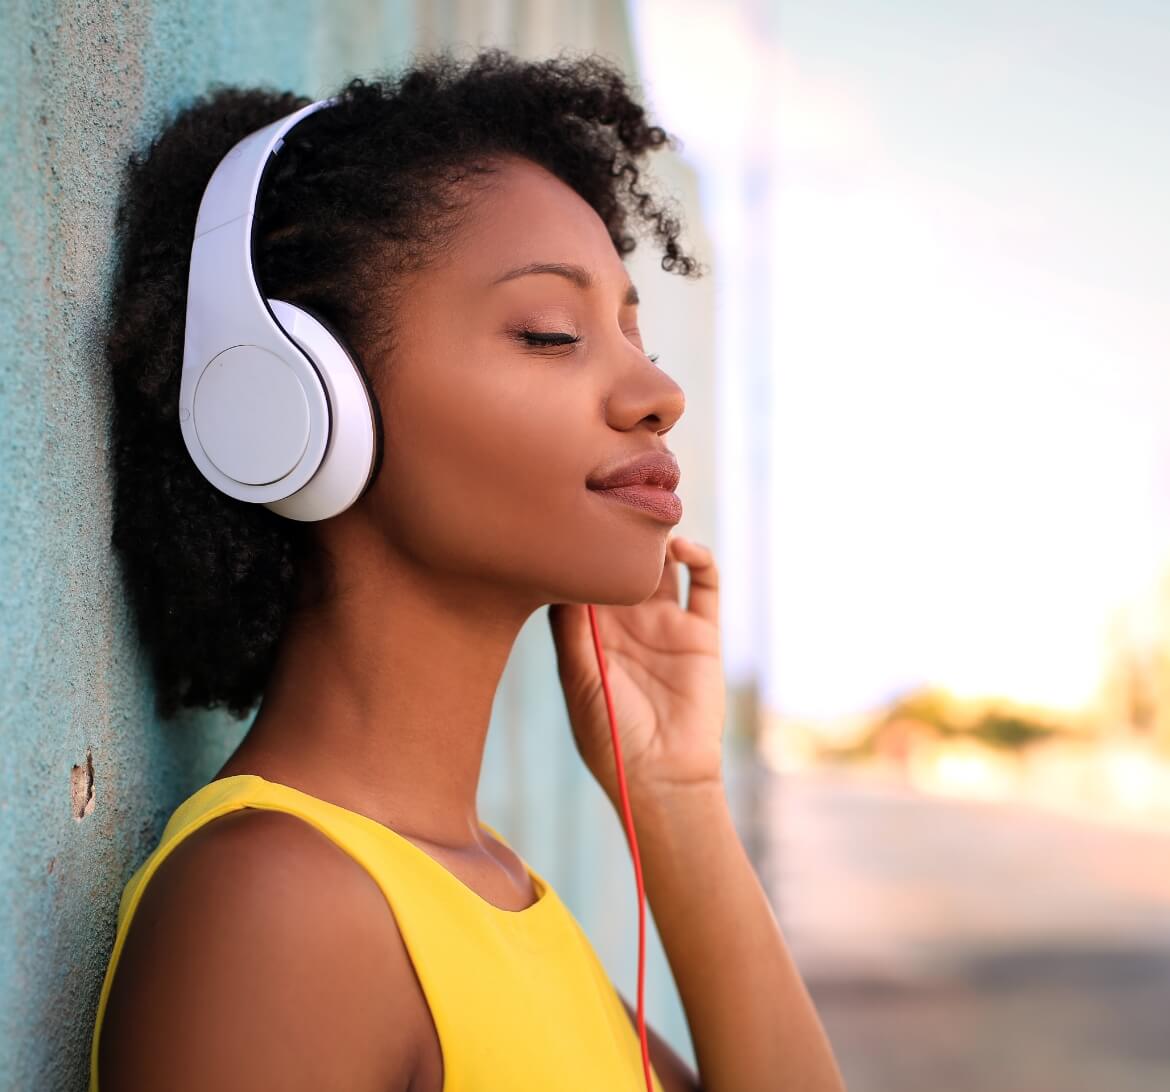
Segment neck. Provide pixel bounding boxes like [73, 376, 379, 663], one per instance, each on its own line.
[216, 526, 540, 848]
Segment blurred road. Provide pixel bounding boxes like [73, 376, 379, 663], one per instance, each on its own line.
[755, 763, 1170, 1092]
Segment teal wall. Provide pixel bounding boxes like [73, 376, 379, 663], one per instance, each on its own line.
[0, 1, 719, 1087]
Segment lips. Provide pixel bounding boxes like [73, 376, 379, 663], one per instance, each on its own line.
[586, 451, 682, 524]
[586, 452, 681, 492]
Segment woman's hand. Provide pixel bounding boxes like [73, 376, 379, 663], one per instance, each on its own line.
[547, 535, 726, 809]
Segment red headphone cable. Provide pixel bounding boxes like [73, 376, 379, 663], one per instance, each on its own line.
[586, 604, 654, 1092]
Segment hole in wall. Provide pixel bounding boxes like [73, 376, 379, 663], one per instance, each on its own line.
[71, 750, 95, 820]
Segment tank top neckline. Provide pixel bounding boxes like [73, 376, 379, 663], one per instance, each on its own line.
[199, 773, 553, 919]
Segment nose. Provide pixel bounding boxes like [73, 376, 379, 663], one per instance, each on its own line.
[604, 350, 686, 436]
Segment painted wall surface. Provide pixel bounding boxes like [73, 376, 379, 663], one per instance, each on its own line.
[0, 1, 718, 1087]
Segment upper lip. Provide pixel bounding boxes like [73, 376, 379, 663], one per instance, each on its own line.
[587, 451, 680, 492]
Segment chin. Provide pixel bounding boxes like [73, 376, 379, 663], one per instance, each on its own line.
[560, 535, 671, 606]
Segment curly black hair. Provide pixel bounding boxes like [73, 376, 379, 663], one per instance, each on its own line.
[108, 48, 700, 720]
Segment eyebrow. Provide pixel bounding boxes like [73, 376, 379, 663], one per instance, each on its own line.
[492, 261, 640, 306]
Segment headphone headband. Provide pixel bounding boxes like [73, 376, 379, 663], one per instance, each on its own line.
[193, 98, 335, 237]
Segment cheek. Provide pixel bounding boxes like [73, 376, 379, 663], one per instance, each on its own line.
[377, 356, 592, 558]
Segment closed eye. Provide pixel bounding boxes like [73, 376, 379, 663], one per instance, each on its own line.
[518, 330, 580, 347]
[512, 329, 656, 362]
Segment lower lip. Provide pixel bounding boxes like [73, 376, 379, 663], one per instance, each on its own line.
[590, 484, 683, 523]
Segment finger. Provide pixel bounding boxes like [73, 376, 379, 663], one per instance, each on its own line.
[546, 602, 600, 689]
[670, 537, 719, 623]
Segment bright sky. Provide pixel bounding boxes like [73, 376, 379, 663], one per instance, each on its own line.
[632, 0, 1170, 717]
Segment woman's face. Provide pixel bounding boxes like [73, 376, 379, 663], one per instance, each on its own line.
[361, 155, 686, 608]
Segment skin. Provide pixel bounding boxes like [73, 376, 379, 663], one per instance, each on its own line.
[98, 157, 845, 1091]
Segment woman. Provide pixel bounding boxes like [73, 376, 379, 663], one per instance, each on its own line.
[91, 49, 844, 1091]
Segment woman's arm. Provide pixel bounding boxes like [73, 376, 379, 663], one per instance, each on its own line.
[631, 781, 846, 1092]
[547, 537, 845, 1089]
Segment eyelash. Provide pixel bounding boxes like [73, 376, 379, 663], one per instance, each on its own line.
[519, 330, 660, 364]
[520, 331, 580, 347]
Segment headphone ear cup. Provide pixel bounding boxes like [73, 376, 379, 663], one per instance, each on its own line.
[263, 300, 381, 521]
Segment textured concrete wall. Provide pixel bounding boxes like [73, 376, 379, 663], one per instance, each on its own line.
[0, 4, 421, 1086]
[0, 1, 714, 1087]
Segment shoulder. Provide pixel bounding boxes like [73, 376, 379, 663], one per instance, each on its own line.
[97, 807, 425, 1091]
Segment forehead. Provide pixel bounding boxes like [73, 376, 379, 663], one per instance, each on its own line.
[443, 156, 626, 280]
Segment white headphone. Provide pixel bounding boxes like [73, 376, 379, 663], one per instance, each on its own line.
[178, 98, 382, 522]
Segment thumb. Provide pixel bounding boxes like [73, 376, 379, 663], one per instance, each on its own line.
[546, 602, 598, 693]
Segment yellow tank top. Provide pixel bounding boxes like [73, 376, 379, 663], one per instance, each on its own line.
[88, 773, 665, 1092]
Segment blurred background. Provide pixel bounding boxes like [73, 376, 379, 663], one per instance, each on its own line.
[630, 2, 1170, 1089]
[2, 1, 1168, 1089]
